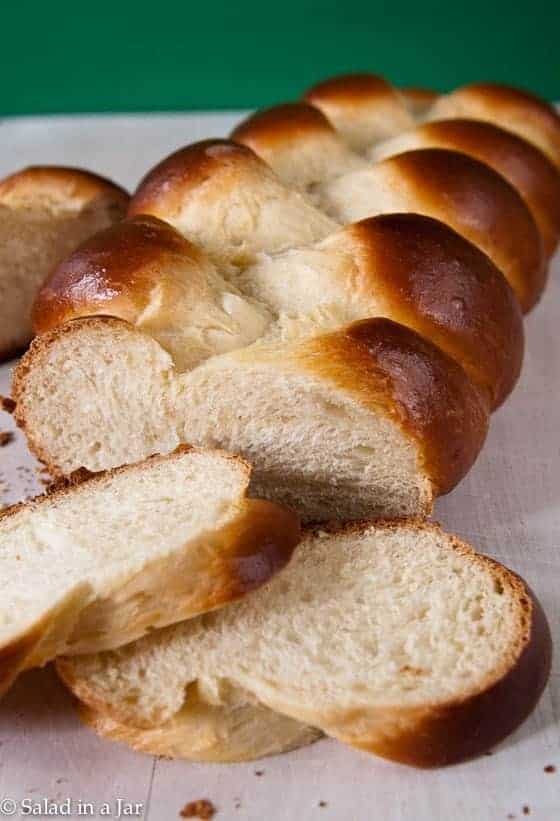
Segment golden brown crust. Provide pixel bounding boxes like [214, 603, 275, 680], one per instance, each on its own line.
[293, 521, 551, 766]
[303, 73, 414, 151]
[430, 83, 560, 169]
[232, 102, 337, 145]
[293, 317, 489, 495]
[62, 496, 300, 656]
[128, 139, 268, 221]
[32, 215, 209, 335]
[245, 522, 551, 766]
[0, 165, 129, 363]
[369, 149, 545, 313]
[400, 86, 440, 116]
[340, 213, 524, 410]
[305, 72, 402, 105]
[0, 166, 129, 211]
[385, 119, 560, 259]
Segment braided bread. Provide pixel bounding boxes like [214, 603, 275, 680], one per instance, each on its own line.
[11, 74, 557, 523]
[0, 166, 128, 362]
[5, 72, 554, 767]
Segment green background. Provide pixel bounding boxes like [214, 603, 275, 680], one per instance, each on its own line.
[1, 0, 558, 116]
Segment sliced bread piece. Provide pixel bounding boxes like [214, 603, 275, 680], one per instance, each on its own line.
[13, 315, 489, 521]
[58, 521, 551, 767]
[0, 446, 300, 698]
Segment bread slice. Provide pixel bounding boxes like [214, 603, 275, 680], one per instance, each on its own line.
[0, 166, 128, 361]
[0, 446, 300, 698]
[13, 315, 488, 522]
[58, 521, 551, 767]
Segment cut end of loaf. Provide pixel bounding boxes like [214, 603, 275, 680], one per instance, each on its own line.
[12, 315, 488, 520]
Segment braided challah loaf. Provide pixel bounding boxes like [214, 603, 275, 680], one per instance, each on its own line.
[5, 71, 555, 767]
[0, 166, 128, 361]
[11, 73, 558, 523]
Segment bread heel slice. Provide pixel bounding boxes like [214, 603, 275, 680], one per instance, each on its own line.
[58, 521, 551, 767]
[0, 447, 300, 698]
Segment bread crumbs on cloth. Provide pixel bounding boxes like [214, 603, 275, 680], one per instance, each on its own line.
[179, 799, 216, 819]
[0, 431, 13, 446]
[0, 396, 16, 414]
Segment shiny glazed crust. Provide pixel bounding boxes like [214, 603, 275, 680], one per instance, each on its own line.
[375, 118, 560, 260]
[231, 103, 545, 312]
[365, 148, 545, 312]
[0, 165, 129, 361]
[328, 214, 524, 410]
[32, 215, 213, 334]
[232, 101, 337, 146]
[0, 447, 301, 698]
[128, 139, 271, 220]
[303, 73, 415, 150]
